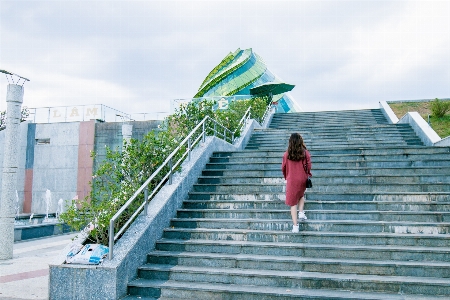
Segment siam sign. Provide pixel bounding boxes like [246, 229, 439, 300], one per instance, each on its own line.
[48, 105, 102, 122]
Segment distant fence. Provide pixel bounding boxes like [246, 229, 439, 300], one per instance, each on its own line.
[25, 96, 256, 124]
[26, 104, 170, 123]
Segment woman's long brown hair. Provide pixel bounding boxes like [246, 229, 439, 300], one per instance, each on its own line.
[287, 133, 307, 161]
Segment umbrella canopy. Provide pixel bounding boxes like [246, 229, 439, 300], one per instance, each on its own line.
[250, 82, 295, 96]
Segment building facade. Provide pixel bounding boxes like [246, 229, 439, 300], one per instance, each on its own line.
[0, 119, 161, 216]
[194, 48, 300, 113]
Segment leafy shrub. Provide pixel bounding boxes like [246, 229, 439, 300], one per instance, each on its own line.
[60, 97, 269, 245]
[430, 98, 450, 118]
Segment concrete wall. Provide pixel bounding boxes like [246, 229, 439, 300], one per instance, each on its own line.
[31, 122, 80, 214]
[0, 119, 163, 216]
[93, 120, 161, 171]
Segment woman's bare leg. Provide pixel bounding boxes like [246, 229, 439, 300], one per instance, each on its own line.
[290, 205, 298, 225]
[298, 196, 305, 212]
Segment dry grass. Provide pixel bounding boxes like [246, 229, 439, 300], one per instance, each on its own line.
[389, 101, 450, 138]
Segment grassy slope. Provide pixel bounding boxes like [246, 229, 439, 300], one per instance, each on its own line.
[388, 101, 450, 138]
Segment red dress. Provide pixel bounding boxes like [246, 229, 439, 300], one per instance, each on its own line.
[281, 150, 312, 206]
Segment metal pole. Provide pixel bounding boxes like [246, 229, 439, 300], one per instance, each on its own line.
[168, 158, 173, 184]
[143, 187, 149, 216]
[188, 137, 191, 161]
[108, 221, 114, 260]
[202, 121, 206, 143]
[0, 84, 24, 260]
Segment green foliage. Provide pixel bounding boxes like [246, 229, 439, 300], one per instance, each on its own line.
[0, 107, 30, 131]
[430, 98, 450, 118]
[59, 97, 269, 246]
[388, 100, 450, 138]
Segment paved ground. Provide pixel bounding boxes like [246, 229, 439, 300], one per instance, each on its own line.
[0, 233, 78, 300]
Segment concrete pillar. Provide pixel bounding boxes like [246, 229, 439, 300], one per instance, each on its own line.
[0, 84, 24, 260]
[122, 123, 133, 148]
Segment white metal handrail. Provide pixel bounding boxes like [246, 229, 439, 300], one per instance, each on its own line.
[109, 116, 236, 259]
[107, 104, 269, 259]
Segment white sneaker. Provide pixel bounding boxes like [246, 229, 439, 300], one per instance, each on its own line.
[298, 211, 307, 221]
[292, 224, 299, 233]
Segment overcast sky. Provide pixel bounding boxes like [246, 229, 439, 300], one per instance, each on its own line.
[1, 0, 449, 114]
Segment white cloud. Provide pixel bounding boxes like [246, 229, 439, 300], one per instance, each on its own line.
[1, 0, 450, 113]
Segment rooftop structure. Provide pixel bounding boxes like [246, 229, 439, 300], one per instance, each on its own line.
[194, 48, 300, 113]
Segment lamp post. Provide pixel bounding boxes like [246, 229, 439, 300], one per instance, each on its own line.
[0, 69, 29, 260]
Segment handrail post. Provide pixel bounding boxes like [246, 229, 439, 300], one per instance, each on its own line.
[108, 220, 114, 259]
[232, 133, 234, 143]
[214, 123, 217, 137]
[168, 157, 173, 184]
[143, 186, 149, 215]
[202, 121, 206, 143]
[188, 137, 191, 161]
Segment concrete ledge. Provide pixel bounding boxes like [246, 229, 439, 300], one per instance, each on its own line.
[234, 119, 262, 150]
[398, 112, 441, 146]
[379, 101, 399, 124]
[261, 105, 276, 129]
[434, 135, 450, 147]
[380, 101, 448, 147]
[14, 222, 72, 241]
[49, 119, 259, 300]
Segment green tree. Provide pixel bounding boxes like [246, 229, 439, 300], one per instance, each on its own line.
[430, 98, 450, 118]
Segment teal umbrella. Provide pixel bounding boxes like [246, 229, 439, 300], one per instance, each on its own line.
[250, 82, 295, 96]
[250, 82, 295, 104]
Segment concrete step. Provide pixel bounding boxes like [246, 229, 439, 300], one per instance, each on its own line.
[176, 208, 450, 223]
[133, 264, 450, 296]
[212, 147, 450, 156]
[162, 227, 450, 247]
[201, 167, 450, 177]
[245, 141, 424, 148]
[170, 218, 450, 234]
[156, 239, 450, 262]
[209, 153, 450, 163]
[248, 133, 421, 141]
[241, 145, 439, 154]
[188, 191, 450, 202]
[252, 128, 419, 136]
[204, 161, 450, 170]
[262, 124, 413, 131]
[183, 199, 450, 212]
[126, 278, 448, 300]
[245, 143, 425, 150]
[191, 183, 450, 193]
[146, 250, 450, 278]
[269, 117, 390, 124]
[249, 133, 420, 140]
[197, 175, 450, 185]
[269, 119, 390, 125]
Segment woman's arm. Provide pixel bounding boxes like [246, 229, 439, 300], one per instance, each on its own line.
[306, 150, 312, 177]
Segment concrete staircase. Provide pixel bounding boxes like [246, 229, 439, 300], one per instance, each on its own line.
[124, 109, 450, 299]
